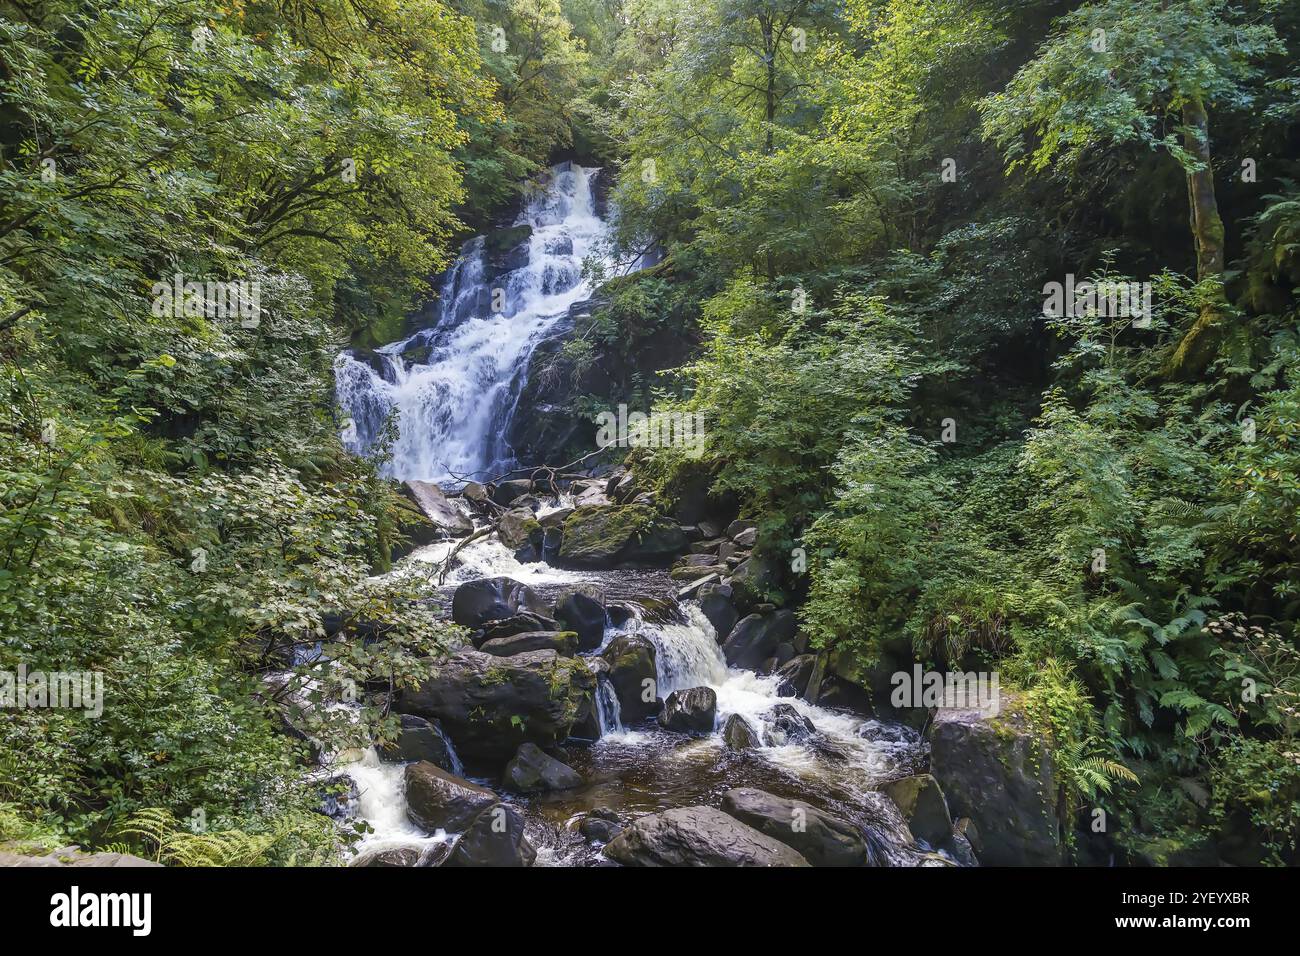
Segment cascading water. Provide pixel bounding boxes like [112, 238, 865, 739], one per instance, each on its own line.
[334, 163, 610, 483]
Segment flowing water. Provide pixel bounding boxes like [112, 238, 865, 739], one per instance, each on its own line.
[333, 163, 948, 866]
[334, 162, 610, 483]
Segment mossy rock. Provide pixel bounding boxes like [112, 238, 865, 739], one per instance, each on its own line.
[558, 504, 687, 568]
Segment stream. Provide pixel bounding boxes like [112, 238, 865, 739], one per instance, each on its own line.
[332, 164, 952, 866]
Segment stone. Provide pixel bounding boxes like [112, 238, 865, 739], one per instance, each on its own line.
[554, 588, 608, 651]
[599, 634, 658, 722]
[604, 806, 810, 867]
[451, 577, 547, 628]
[720, 787, 868, 866]
[378, 714, 458, 770]
[658, 686, 717, 734]
[558, 505, 687, 568]
[444, 804, 536, 867]
[403, 761, 497, 833]
[502, 742, 583, 793]
[883, 774, 953, 847]
[722, 713, 761, 750]
[479, 630, 579, 657]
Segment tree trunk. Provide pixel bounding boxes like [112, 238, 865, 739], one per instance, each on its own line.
[1168, 94, 1228, 375]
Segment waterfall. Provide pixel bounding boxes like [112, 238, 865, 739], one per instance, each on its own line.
[333, 162, 609, 483]
[594, 675, 623, 736]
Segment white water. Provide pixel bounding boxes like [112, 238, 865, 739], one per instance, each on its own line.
[334, 163, 610, 483]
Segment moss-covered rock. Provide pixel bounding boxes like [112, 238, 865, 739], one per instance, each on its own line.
[558, 504, 687, 568]
[929, 692, 1064, 865]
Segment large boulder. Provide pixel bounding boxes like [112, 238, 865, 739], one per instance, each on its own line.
[397, 649, 596, 766]
[402, 480, 474, 537]
[722, 713, 761, 750]
[479, 630, 579, 657]
[721, 610, 796, 670]
[502, 742, 583, 793]
[882, 774, 953, 847]
[657, 687, 717, 734]
[497, 509, 542, 552]
[558, 505, 687, 568]
[720, 788, 868, 866]
[403, 761, 497, 833]
[477, 611, 558, 644]
[929, 693, 1063, 865]
[554, 589, 608, 651]
[604, 806, 810, 867]
[774, 654, 817, 698]
[444, 804, 536, 867]
[378, 714, 458, 770]
[697, 582, 738, 640]
[451, 577, 547, 628]
[599, 634, 658, 722]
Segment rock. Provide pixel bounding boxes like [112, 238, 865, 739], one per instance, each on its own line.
[503, 742, 583, 793]
[0, 849, 161, 867]
[600, 634, 658, 722]
[883, 774, 953, 847]
[722, 713, 761, 750]
[720, 788, 868, 866]
[579, 810, 624, 843]
[402, 480, 474, 537]
[676, 573, 719, 600]
[604, 806, 810, 867]
[670, 563, 726, 581]
[765, 703, 816, 745]
[389, 495, 443, 561]
[477, 611, 558, 644]
[351, 846, 424, 867]
[697, 520, 723, 539]
[554, 589, 608, 651]
[658, 686, 717, 734]
[463, 481, 489, 503]
[774, 654, 816, 698]
[725, 519, 756, 539]
[479, 630, 578, 657]
[404, 761, 497, 833]
[445, 804, 536, 867]
[929, 693, 1064, 866]
[451, 577, 547, 628]
[558, 505, 688, 568]
[731, 527, 758, 548]
[497, 509, 542, 551]
[538, 506, 574, 529]
[378, 714, 458, 769]
[728, 554, 779, 613]
[721, 610, 795, 670]
[697, 582, 739, 639]
[492, 479, 535, 506]
[397, 648, 596, 765]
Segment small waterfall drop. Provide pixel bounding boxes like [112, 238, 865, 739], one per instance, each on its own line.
[334, 163, 609, 483]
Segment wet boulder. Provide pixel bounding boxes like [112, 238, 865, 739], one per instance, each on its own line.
[554, 588, 608, 651]
[722, 713, 761, 750]
[658, 686, 717, 734]
[451, 577, 547, 628]
[882, 774, 953, 847]
[397, 648, 596, 766]
[579, 809, 624, 844]
[604, 806, 810, 867]
[476, 611, 559, 644]
[697, 582, 739, 640]
[765, 703, 816, 745]
[929, 693, 1064, 866]
[599, 633, 658, 722]
[445, 804, 536, 867]
[774, 654, 817, 698]
[491, 478, 536, 506]
[404, 761, 497, 833]
[721, 610, 795, 670]
[378, 714, 458, 770]
[720, 788, 868, 867]
[558, 505, 687, 568]
[479, 630, 579, 657]
[502, 742, 583, 793]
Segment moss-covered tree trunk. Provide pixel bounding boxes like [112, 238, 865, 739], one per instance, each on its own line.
[1169, 94, 1227, 373]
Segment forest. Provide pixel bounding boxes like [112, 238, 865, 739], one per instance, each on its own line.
[0, 0, 1298, 869]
